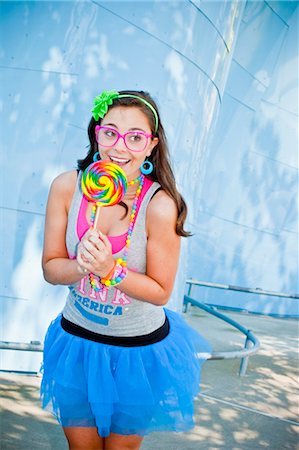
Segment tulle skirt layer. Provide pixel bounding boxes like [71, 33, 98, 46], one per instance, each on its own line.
[40, 309, 211, 437]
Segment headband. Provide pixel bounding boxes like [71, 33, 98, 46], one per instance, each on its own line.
[92, 90, 159, 133]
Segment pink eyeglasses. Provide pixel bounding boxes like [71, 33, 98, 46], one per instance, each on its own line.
[95, 125, 153, 152]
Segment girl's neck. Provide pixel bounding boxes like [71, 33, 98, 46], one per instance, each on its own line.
[127, 171, 142, 183]
[126, 172, 143, 198]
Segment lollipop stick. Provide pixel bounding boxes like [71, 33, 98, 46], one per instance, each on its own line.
[93, 206, 101, 230]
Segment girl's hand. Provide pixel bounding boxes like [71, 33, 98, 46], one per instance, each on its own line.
[77, 229, 115, 278]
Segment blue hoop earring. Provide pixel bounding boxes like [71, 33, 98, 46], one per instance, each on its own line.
[93, 152, 100, 162]
[140, 160, 153, 175]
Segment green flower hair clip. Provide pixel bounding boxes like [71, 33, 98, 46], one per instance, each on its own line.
[91, 89, 159, 133]
[92, 90, 119, 121]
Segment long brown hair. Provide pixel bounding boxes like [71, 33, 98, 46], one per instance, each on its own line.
[77, 90, 190, 237]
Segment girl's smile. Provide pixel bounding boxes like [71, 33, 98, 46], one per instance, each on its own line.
[108, 155, 131, 166]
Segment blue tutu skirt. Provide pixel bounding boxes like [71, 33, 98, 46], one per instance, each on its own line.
[40, 309, 211, 437]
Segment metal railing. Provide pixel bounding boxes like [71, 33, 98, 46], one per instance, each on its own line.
[0, 341, 43, 352]
[1, 278, 271, 376]
[183, 277, 298, 374]
[186, 278, 299, 299]
[0, 299, 260, 376]
[1, 297, 261, 377]
[183, 294, 260, 376]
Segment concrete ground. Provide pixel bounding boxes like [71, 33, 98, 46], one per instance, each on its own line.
[1, 307, 298, 450]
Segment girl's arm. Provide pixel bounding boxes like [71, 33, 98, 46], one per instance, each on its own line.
[121, 190, 181, 305]
[42, 170, 85, 285]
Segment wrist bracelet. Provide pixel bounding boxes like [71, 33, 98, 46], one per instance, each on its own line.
[100, 260, 117, 280]
[89, 261, 128, 291]
[101, 261, 128, 287]
[88, 261, 116, 291]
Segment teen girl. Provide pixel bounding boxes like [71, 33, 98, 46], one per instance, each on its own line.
[41, 90, 211, 450]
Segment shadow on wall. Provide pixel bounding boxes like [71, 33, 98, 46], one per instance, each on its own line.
[188, 3, 298, 316]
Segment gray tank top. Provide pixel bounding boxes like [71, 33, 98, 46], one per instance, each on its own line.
[62, 172, 166, 337]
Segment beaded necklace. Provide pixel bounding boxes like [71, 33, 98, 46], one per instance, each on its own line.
[89, 174, 144, 291]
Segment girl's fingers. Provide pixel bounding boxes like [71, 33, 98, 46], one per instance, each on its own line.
[78, 240, 99, 265]
[77, 252, 92, 271]
[84, 231, 112, 254]
[79, 249, 94, 264]
[77, 231, 113, 278]
[87, 235, 106, 252]
[81, 238, 102, 254]
[82, 228, 94, 240]
[79, 238, 110, 265]
[98, 231, 112, 251]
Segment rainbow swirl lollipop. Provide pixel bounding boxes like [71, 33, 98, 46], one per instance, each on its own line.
[81, 160, 127, 206]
